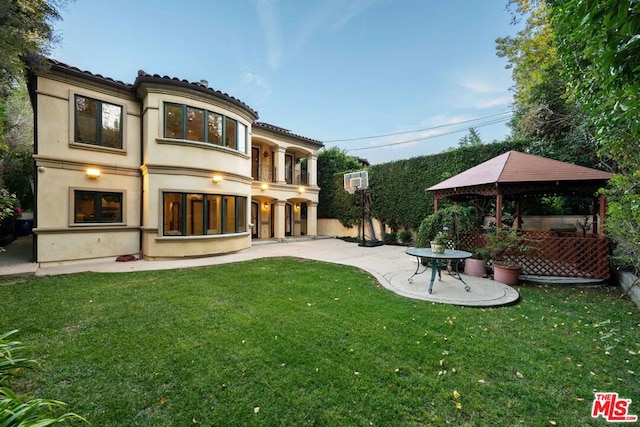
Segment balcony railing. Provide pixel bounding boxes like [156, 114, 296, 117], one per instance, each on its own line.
[254, 164, 276, 183]
[254, 165, 309, 186]
[285, 171, 309, 186]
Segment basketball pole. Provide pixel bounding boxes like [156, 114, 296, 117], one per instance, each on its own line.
[360, 188, 366, 247]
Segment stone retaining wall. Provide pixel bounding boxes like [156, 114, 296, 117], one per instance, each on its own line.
[616, 270, 640, 308]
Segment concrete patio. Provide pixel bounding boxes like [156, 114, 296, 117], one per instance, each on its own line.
[0, 236, 520, 307]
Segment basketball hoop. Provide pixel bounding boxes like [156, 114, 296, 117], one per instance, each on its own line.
[344, 171, 369, 194]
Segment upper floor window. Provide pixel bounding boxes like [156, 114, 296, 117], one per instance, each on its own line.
[74, 190, 123, 223]
[74, 95, 123, 149]
[163, 103, 247, 153]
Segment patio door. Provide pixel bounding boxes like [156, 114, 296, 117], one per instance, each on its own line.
[285, 154, 293, 184]
[285, 203, 292, 236]
[251, 201, 259, 239]
[251, 147, 259, 180]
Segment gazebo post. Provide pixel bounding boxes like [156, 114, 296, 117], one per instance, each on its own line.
[515, 199, 522, 229]
[592, 197, 598, 235]
[496, 193, 503, 228]
[598, 193, 607, 236]
[434, 195, 439, 213]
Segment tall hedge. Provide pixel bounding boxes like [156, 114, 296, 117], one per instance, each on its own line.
[367, 140, 529, 230]
[317, 147, 363, 220]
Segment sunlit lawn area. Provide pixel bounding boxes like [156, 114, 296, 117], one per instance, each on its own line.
[0, 257, 638, 426]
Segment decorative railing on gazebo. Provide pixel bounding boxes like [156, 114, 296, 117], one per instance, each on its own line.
[458, 230, 610, 280]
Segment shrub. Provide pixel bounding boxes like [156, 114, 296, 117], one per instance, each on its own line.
[383, 232, 398, 245]
[415, 205, 478, 248]
[484, 228, 537, 267]
[0, 190, 21, 222]
[398, 230, 413, 245]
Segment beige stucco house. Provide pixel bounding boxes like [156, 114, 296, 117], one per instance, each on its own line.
[27, 60, 323, 264]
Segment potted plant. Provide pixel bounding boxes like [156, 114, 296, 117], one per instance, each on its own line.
[464, 247, 489, 277]
[484, 227, 536, 286]
[430, 226, 450, 254]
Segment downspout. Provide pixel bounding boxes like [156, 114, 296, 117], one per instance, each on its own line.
[26, 70, 38, 263]
[138, 97, 144, 258]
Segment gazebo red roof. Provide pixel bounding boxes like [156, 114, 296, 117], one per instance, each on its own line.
[427, 151, 613, 192]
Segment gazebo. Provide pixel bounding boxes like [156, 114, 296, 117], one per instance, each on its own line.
[426, 151, 613, 279]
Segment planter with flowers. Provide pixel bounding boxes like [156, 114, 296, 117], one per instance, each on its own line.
[484, 227, 537, 286]
[430, 226, 450, 254]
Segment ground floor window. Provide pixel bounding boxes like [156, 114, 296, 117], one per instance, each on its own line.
[74, 191, 123, 223]
[163, 192, 246, 236]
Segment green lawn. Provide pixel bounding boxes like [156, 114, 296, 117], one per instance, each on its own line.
[0, 258, 638, 426]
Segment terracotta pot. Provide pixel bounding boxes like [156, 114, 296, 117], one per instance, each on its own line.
[493, 264, 521, 286]
[464, 258, 486, 277]
[430, 242, 445, 253]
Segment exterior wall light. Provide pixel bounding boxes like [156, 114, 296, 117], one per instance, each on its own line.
[86, 168, 101, 178]
[298, 186, 305, 194]
[261, 183, 269, 191]
[212, 175, 223, 183]
[263, 202, 269, 209]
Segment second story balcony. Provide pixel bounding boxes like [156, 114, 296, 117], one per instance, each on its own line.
[253, 164, 309, 186]
[254, 164, 276, 183]
[288, 171, 309, 186]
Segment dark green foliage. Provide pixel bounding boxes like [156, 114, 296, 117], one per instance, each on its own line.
[317, 147, 363, 220]
[2, 148, 33, 210]
[1, 77, 35, 211]
[548, 0, 640, 274]
[415, 205, 478, 248]
[328, 173, 362, 227]
[0, 0, 62, 98]
[398, 230, 413, 245]
[484, 227, 538, 267]
[318, 139, 537, 233]
[457, 127, 483, 147]
[497, 1, 603, 170]
[382, 232, 397, 245]
[368, 140, 527, 230]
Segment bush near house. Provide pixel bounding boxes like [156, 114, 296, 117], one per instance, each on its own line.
[0, 189, 21, 247]
[398, 230, 413, 245]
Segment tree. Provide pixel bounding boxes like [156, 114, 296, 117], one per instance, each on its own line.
[0, 0, 63, 98]
[496, 0, 600, 167]
[0, 0, 64, 214]
[457, 127, 483, 147]
[1, 79, 34, 210]
[548, 0, 640, 273]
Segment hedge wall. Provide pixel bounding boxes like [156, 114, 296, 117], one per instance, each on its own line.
[365, 139, 529, 230]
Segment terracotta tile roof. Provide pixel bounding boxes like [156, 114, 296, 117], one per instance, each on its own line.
[43, 59, 259, 119]
[254, 122, 324, 147]
[134, 70, 258, 119]
[427, 150, 613, 191]
[48, 58, 133, 90]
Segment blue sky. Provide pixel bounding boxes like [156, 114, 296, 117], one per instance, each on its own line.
[51, 0, 521, 164]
